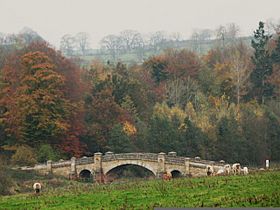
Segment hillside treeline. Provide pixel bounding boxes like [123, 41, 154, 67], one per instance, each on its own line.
[0, 22, 279, 166]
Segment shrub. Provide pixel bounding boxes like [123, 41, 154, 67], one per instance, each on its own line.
[37, 144, 58, 163]
[0, 160, 13, 195]
[11, 145, 37, 166]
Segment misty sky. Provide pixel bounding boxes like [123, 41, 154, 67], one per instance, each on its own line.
[1, 0, 280, 48]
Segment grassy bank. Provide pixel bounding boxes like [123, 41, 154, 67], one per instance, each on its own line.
[0, 171, 280, 209]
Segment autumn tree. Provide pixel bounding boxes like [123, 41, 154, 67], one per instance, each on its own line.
[269, 35, 280, 98]
[5, 52, 71, 146]
[229, 41, 252, 105]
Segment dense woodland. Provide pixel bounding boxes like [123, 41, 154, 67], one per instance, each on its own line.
[0, 21, 280, 166]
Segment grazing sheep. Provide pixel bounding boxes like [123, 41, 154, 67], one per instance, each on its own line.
[232, 163, 241, 175]
[224, 164, 231, 175]
[33, 182, 42, 194]
[206, 165, 214, 176]
[241, 167, 249, 175]
[216, 167, 225, 176]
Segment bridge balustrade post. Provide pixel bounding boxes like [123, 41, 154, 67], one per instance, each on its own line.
[69, 157, 77, 180]
[157, 152, 166, 178]
[47, 160, 52, 174]
[185, 158, 190, 176]
[94, 152, 104, 183]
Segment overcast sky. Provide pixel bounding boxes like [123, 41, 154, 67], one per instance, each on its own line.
[0, 0, 280, 48]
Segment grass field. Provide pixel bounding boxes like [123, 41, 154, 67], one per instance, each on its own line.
[0, 171, 280, 209]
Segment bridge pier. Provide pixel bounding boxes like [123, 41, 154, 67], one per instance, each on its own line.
[47, 160, 52, 174]
[157, 152, 166, 178]
[94, 152, 104, 183]
[69, 157, 77, 180]
[185, 158, 190, 176]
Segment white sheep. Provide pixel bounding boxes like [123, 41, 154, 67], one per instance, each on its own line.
[224, 164, 231, 175]
[241, 166, 249, 175]
[206, 165, 214, 176]
[216, 167, 225, 176]
[232, 163, 241, 175]
[33, 182, 42, 194]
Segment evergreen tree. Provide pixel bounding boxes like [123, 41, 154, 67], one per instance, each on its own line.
[108, 124, 133, 153]
[183, 118, 209, 158]
[249, 21, 273, 104]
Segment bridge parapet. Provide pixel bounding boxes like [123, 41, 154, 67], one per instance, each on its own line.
[76, 156, 94, 165]
[102, 153, 158, 162]
[52, 160, 71, 168]
[165, 156, 185, 165]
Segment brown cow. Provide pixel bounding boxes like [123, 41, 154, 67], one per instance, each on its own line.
[163, 172, 172, 180]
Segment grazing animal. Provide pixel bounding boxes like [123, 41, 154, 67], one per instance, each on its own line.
[224, 164, 231, 175]
[33, 182, 42, 194]
[232, 163, 241, 175]
[163, 172, 172, 180]
[206, 165, 214, 176]
[241, 167, 249, 175]
[216, 167, 225, 176]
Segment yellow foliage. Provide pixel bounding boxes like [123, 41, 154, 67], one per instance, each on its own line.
[153, 103, 186, 124]
[123, 121, 137, 136]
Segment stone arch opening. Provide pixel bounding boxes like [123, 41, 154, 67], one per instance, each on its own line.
[105, 164, 155, 182]
[171, 170, 182, 178]
[79, 169, 93, 182]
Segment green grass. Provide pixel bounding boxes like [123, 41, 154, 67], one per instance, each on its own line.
[0, 171, 280, 209]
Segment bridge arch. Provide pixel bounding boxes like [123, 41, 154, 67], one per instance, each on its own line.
[77, 168, 94, 178]
[79, 169, 93, 179]
[170, 170, 183, 178]
[103, 160, 157, 176]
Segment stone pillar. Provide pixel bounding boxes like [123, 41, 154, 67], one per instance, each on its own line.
[47, 160, 52, 174]
[94, 152, 104, 183]
[185, 158, 190, 176]
[69, 157, 77, 180]
[157, 152, 166, 178]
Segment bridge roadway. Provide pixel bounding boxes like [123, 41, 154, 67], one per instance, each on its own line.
[23, 152, 225, 183]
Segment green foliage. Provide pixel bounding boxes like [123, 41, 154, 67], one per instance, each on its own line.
[183, 118, 210, 158]
[0, 160, 13, 195]
[148, 107, 183, 153]
[108, 124, 133, 153]
[11, 145, 37, 166]
[37, 144, 59, 162]
[249, 21, 273, 104]
[216, 116, 246, 163]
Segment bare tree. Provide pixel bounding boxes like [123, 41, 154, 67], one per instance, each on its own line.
[100, 34, 122, 61]
[149, 31, 168, 53]
[266, 18, 280, 35]
[229, 41, 252, 105]
[216, 25, 227, 48]
[226, 23, 240, 42]
[215, 23, 240, 48]
[75, 32, 90, 56]
[60, 34, 76, 56]
[120, 30, 140, 52]
[133, 33, 146, 61]
[190, 31, 201, 53]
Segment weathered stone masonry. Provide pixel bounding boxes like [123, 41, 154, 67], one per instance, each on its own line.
[24, 152, 225, 183]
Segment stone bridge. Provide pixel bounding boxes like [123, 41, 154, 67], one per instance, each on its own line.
[24, 152, 226, 183]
